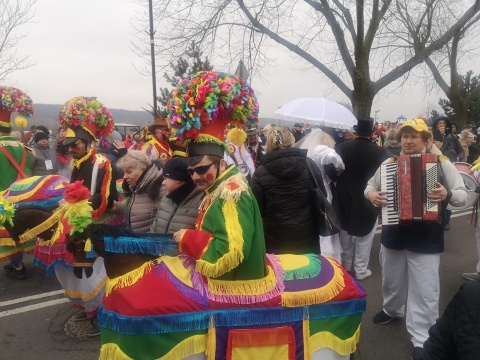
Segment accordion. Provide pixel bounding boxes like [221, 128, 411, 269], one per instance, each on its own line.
[381, 153, 440, 225]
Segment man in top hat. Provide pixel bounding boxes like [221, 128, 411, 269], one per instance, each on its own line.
[333, 116, 387, 281]
[169, 71, 267, 282]
[246, 125, 264, 169]
[142, 117, 173, 161]
[365, 118, 467, 360]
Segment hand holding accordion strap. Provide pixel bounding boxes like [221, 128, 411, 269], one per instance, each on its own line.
[306, 159, 341, 236]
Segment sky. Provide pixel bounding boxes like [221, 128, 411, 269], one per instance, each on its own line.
[8, 0, 469, 125]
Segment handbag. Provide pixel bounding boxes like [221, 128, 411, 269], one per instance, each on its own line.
[306, 160, 341, 236]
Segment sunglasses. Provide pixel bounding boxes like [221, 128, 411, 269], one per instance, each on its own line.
[67, 140, 82, 149]
[187, 162, 217, 176]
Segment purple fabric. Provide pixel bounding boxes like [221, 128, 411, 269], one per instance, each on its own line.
[283, 255, 334, 292]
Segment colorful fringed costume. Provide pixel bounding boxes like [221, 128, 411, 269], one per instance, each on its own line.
[178, 165, 266, 281]
[94, 240, 365, 360]
[0, 175, 67, 262]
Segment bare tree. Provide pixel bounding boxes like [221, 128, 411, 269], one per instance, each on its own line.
[419, 12, 480, 129]
[0, 0, 36, 81]
[134, 0, 480, 118]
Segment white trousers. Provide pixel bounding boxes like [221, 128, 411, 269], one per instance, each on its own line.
[475, 228, 480, 273]
[379, 245, 440, 348]
[339, 217, 378, 276]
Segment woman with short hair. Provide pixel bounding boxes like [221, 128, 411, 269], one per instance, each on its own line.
[116, 150, 164, 232]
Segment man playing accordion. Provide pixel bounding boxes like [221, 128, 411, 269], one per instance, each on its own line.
[364, 118, 468, 360]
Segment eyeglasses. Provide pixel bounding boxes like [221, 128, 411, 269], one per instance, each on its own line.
[67, 140, 82, 149]
[187, 162, 217, 176]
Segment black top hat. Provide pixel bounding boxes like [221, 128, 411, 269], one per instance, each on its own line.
[353, 117, 375, 136]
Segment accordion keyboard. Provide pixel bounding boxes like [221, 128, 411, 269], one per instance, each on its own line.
[381, 162, 399, 225]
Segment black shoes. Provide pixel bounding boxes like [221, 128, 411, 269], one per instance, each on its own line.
[373, 310, 395, 325]
[443, 223, 450, 231]
[411, 346, 424, 360]
[5, 264, 27, 280]
[3, 263, 14, 271]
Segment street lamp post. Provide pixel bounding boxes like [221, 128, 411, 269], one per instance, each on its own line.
[148, 0, 158, 111]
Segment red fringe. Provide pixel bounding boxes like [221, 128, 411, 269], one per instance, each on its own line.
[92, 157, 113, 219]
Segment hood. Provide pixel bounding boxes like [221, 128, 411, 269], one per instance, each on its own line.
[432, 116, 452, 133]
[262, 147, 308, 180]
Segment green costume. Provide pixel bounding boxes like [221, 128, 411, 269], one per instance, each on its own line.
[0, 136, 32, 191]
[179, 165, 267, 280]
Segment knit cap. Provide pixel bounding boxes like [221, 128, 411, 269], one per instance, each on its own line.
[34, 131, 49, 142]
[163, 157, 191, 183]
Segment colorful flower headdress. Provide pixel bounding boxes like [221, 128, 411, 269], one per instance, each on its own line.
[57, 96, 114, 144]
[167, 71, 259, 149]
[0, 86, 34, 117]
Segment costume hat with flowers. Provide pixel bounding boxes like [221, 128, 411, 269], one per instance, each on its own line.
[167, 70, 259, 165]
[0, 86, 34, 130]
[57, 96, 114, 147]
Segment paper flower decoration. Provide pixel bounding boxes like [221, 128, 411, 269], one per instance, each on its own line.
[0, 198, 16, 227]
[14, 115, 28, 129]
[57, 96, 114, 142]
[0, 86, 34, 118]
[167, 71, 259, 143]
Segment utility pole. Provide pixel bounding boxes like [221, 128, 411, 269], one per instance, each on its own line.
[148, 0, 157, 111]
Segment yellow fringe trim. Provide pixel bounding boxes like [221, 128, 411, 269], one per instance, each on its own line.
[303, 318, 311, 360]
[0, 140, 22, 147]
[73, 147, 96, 169]
[207, 315, 216, 360]
[281, 259, 345, 307]
[100, 336, 208, 360]
[196, 198, 244, 279]
[64, 275, 107, 302]
[0, 243, 36, 258]
[0, 237, 16, 246]
[99, 343, 133, 360]
[37, 219, 65, 246]
[84, 238, 92, 252]
[18, 207, 65, 243]
[308, 324, 361, 356]
[105, 259, 157, 297]
[207, 265, 276, 296]
[159, 335, 207, 360]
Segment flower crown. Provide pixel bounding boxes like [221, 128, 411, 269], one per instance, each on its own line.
[0, 86, 34, 117]
[57, 96, 114, 141]
[167, 71, 259, 144]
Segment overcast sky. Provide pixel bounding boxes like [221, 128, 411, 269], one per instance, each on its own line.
[9, 0, 473, 124]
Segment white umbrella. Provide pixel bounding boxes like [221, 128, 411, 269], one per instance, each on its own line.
[274, 98, 356, 130]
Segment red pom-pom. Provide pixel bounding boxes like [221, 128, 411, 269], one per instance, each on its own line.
[63, 181, 91, 203]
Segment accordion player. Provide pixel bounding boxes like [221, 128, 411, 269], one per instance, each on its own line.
[381, 153, 441, 225]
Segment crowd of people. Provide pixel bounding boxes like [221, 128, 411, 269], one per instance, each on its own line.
[1, 77, 480, 359]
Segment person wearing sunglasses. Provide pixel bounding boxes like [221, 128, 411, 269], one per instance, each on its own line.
[169, 71, 267, 283]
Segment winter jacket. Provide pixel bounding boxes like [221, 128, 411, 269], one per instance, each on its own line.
[150, 181, 203, 234]
[251, 147, 326, 254]
[334, 137, 387, 236]
[121, 164, 164, 232]
[30, 144, 59, 176]
[423, 281, 480, 360]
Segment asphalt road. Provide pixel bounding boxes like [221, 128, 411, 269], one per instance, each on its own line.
[0, 210, 477, 360]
